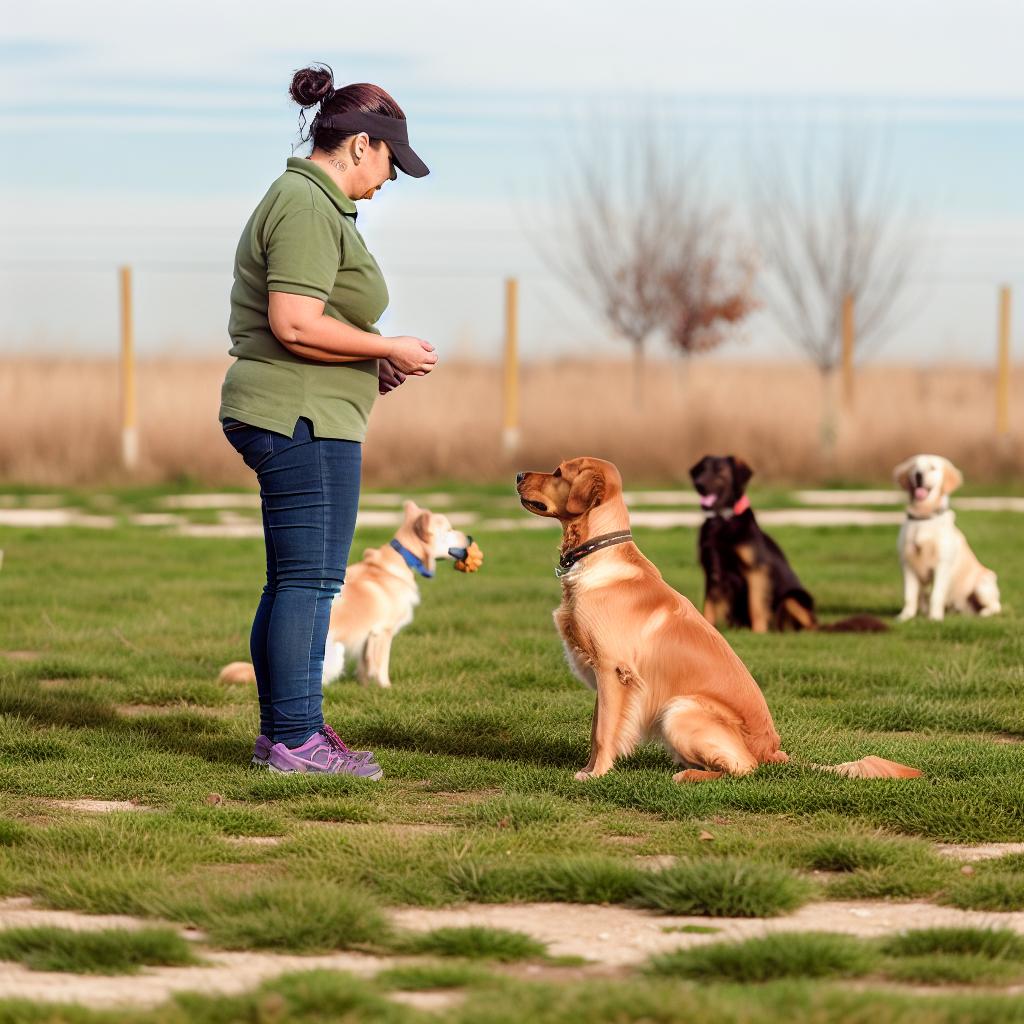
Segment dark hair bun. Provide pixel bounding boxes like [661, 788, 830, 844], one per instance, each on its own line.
[289, 64, 335, 108]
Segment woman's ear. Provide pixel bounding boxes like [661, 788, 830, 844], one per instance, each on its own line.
[566, 469, 604, 516]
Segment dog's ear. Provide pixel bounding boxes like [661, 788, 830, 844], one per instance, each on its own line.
[729, 457, 753, 491]
[412, 511, 433, 543]
[403, 499, 422, 522]
[940, 458, 963, 495]
[566, 468, 604, 516]
[893, 457, 915, 491]
[689, 456, 711, 482]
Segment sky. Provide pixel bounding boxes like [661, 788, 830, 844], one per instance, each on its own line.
[2, 0, 1024, 364]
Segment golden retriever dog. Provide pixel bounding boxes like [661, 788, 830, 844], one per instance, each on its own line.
[893, 455, 1000, 622]
[220, 500, 479, 689]
[517, 457, 920, 783]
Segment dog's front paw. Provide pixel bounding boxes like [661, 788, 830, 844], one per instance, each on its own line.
[574, 770, 592, 782]
[897, 608, 916, 622]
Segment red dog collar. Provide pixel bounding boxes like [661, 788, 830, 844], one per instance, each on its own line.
[732, 495, 751, 516]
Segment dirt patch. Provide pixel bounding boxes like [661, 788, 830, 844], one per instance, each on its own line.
[634, 855, 677, 871]
[604, 834, 644, 848]
[0, 950, 392, 1009]
[936, 843, 1024, 862]
[389, 990, 466, 1011]
[391, 901, 1024, 967]
[128, 513, 184, 527]
[309, 821, 448, 838]
[0, 510, 115, 528]
[38, 678, 71, 690]
[159, 494, 260, 510]
[478, 510, 908, 531]
[0, 898, 162, 934]
[0, 898, 394, 1009]
[222, 836, 284, 848]
[2, 651, 40, 661]
[44, 800, 151, 814]
[114, 703, 239, 719]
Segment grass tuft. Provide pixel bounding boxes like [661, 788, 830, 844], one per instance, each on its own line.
[447, 855, 642, 905]
[941, 872, 1024, 912]
[882, 954, 1022, 986]
[648, 931, 876, 982]
[881, 927, 1024, 960]
[0, 926, 199, 975]
[182, 881, 390, 953]
[400, 925, 548, 962]
[633, 858, 814, 917]
[377, 962, 494, 990]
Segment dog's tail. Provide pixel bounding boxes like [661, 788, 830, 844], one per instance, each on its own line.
[218, 661, 256, 685]
[817, 614, 889, 633]
[806, 755, 921, 779]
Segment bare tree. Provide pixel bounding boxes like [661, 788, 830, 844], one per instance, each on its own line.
[748, 131, 919, 443]
[535, 122, 751, 405]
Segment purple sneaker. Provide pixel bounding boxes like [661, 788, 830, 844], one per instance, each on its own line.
[251, 734, 273, 769]
[251, 728, 376, 770]
[268, 731, 383, 779]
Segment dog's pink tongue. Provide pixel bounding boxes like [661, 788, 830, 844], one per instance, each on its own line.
[913, 486, 929, 501]
[699, 494, 717, 508]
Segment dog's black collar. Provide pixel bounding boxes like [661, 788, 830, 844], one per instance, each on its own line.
[556, 530, 633, 578]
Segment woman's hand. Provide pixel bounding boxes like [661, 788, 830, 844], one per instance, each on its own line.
[387, 336, 438, 376]
[378, 359, 407, 396]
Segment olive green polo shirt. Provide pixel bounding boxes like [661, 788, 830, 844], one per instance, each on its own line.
[220, 157, 388, 441]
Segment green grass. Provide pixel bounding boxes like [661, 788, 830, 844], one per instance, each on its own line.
[941, 866, 1024, 911]
[3, 963, 1024, 1023]
[649, 927, 1024, 988]
[0, 926, 199, 974]
[633, 858, 815, 916]
[400, 925, 548, 961]
[1, 489, 1023, 1012]
[881, 926, 1024, 960]
[649, 931, 877, 982]
[176, 880, 392, 953]
[377, 961, 496, 990]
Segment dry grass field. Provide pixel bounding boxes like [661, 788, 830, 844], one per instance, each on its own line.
[1, 357, 1020, 485]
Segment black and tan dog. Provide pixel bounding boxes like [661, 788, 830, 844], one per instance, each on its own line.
[690, 455, 885, 634]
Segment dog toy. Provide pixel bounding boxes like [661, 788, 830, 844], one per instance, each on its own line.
[449, 538, 483, 573]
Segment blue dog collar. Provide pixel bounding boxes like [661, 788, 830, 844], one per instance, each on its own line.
[390, 539, 434, 578]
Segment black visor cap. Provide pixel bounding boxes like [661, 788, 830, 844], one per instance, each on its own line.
[318, 111, 429, 178]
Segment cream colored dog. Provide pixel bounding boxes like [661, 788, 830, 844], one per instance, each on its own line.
[894, 454, 1000, 621]
[220, 501, 475, 689]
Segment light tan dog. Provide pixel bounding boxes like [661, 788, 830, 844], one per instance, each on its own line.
[219, 501, 477, 689]
[517, 457, 920, 783]
[893, 454, 1000, 622]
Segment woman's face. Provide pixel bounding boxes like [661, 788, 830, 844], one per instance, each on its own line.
[353, 135, 395, 201]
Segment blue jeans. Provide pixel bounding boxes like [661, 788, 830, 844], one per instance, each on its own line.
[222, 416, 361, 747]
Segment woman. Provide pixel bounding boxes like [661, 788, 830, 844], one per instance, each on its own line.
[220, 64, 437, 776]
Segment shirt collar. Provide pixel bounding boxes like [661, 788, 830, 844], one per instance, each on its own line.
[285, 157, 358, 218]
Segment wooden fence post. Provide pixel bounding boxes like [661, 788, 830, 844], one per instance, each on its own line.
[841, 292, 855, 409]
[997, 285, 1011, 436]
[119, 266, 138, 470]
[503, 277, 519, 453]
